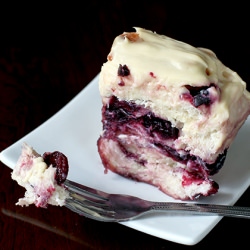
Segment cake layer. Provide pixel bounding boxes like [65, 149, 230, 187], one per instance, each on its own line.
[98, 138, 218, 200]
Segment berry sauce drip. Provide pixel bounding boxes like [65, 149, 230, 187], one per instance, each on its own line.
[43, 151, 69, 185]
[118, 64, 130, 76]
[102, 96, 227, 177]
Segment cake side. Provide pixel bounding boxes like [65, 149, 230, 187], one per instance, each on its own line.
[98, 27, 250, 200]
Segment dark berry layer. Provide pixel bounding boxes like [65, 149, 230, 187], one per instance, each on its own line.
[103, 96, 179, 140]
[101, 96, 226, 177]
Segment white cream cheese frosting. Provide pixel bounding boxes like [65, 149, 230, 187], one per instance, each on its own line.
[100, 27, 248, 87]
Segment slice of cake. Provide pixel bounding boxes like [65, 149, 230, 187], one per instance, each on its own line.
[11, 143, 69, 208]
[97, 27, 250, 200]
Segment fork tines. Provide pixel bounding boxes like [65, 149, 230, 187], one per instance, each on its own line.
[63, 179, 115, 221]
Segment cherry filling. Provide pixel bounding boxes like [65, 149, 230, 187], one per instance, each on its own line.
[43, 151, 69, 185]
[102, 96, 227, 177]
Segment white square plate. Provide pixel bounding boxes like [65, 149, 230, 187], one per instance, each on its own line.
[1, 73, 250, 245]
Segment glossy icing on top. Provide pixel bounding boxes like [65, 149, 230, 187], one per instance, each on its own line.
[101, 27, 250, 98]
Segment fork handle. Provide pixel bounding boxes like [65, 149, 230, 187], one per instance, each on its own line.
[151, 202, 250, 219]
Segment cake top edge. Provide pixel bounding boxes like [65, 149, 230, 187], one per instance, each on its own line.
[102, 27, 250, 99]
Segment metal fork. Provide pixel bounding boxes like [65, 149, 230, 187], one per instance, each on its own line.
[63, 179, 250, 222]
